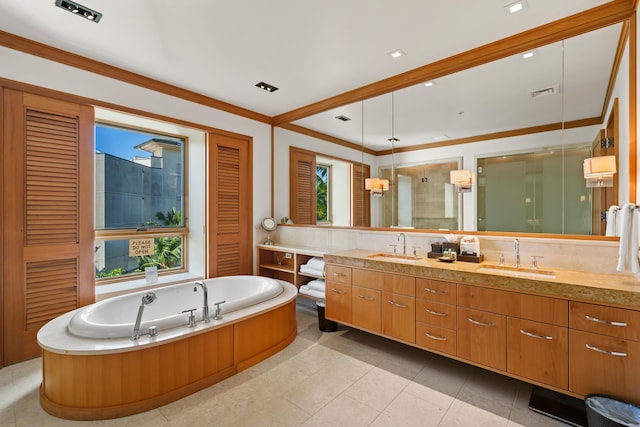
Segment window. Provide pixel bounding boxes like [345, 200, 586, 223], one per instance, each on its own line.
[316, 164, 330, 222]
[94, 123, 187, 281]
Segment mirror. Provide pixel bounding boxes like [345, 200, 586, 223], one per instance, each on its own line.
[260, 217, 277, 245]
[275, 21, 628, 236]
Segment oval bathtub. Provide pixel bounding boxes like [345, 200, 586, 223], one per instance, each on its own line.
[68, 275, 284, 338]
[37, 276, 298, 421]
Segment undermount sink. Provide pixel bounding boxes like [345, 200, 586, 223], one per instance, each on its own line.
[367, 253, 422, 261]
[477, 264, 556, 279]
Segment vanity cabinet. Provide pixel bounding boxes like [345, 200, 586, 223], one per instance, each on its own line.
[569, 302, 640, 402]
[415, 279, 457, 355]
[325, 265, 352, 324]
[457, 307, 507, 370]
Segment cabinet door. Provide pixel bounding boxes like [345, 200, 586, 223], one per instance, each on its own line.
[507, 318, 568, 389]
[382, 292, 415, 343]
[457, 307, 506, 370]
[326, 265, 352, 285]
[325, 282, 351, 324]
[570, 329, 640, 403]
[416, 323, 456, 356]
[352, 286, 381, 332]
[416, 300, 456, 330]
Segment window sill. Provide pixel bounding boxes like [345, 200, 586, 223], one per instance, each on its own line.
[95, 272, 203, 301]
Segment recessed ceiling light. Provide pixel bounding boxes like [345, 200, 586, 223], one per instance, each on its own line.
[522, 50, 536, 59]
[335, 115, 351, 122]
[255, 81, 279, 93]
[424, 81, 435, 87]
[55, 0, 102, 23]
[504, 0, 527, 15]
[388, 49, 406, 59]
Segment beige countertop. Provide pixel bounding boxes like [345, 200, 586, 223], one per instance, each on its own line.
[324, 249, 640, 310]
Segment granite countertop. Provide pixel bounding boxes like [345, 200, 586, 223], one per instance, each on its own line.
[323, 249, 640, 310]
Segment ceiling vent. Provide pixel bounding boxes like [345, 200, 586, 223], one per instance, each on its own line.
[55, 0, 102, 22]
[335, 115, 351, 122]
[528, 85, 559, 99]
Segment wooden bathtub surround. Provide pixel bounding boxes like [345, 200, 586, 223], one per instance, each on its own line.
[324, 249, 640, 406]
[39, 298, 297, 421]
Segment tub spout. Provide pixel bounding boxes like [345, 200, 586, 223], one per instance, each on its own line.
[131, 292, 157, 341]
[194, 281, 210, 323]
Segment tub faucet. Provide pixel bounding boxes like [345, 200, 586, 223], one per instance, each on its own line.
[193, 281, 210, 323]
[398, 233, 406, 255]
[131, 292, 157, 341]
[213, 300, 226, 320]
[514, 238, 520, 268]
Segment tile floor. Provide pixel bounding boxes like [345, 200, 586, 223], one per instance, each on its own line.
[0, 300, 571, 426]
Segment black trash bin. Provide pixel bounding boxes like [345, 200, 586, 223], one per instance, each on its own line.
[316, 300, 337, 332]
[585, 394, 640, 427]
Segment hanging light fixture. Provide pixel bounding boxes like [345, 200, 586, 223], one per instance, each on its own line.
[365, 177, 389, 195]
[450, 169, 474, 192]
[583, 155, 616, 187]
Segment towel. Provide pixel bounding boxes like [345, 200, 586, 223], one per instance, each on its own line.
[306, 279, 326, 292]
[300, 265, 324, 277]
[616, 203, 640, 273]
[299, 285, 325, 299]
[306, 257, 325, 270]
[606, 205, 619, 237]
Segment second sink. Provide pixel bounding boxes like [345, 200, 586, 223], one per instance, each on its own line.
[477, 264, 556, 279]
[367, 253, 422, 261]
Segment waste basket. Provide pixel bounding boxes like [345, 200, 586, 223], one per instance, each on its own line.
[316, 300, 337, 332]
[585, 394, 640, 427]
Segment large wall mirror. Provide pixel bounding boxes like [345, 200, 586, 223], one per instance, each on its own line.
[274, 19, 630, 238]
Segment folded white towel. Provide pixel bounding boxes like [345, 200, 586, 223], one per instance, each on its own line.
[300, 265, 324, 277]
[307, 279, 326, 292]
[306, 257, 325, 270]
[299, 285, 325, 299]
[617, 203, 640, 273]
[606, 205, 619, 237]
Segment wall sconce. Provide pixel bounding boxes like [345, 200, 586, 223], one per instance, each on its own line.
[365, 177, 389, 196]
[450, 169, 474, 193]
[583, 155, 616, 188]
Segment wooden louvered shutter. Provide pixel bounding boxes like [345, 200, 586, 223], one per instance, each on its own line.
[289, 147, 316, 224]
[353, 163, 371, 227]
[207, 132, 252, 277]
[2, 90, 94, 365]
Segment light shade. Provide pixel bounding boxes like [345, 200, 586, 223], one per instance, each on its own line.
[450, 169, 473, 192]
[365, 178, 389, 196]
[583, 155, 616, 188]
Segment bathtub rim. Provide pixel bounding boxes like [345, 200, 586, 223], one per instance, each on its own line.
[37, 278, 298, 356]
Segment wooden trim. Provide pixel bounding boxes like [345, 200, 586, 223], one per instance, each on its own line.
[271, 125, 275, 217]
[272, 1, 635, 125]
[603, 21, 630, 121]
[0, 31, 271, 125]
[630, 12, 638, 203]
[279, 123, 377, 155]
[0, 88, 3, 368]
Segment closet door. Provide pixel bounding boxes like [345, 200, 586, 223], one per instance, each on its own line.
[2, 89, 94, 365]
[207, 132, 252, 277]
[289, 147, 316, 225]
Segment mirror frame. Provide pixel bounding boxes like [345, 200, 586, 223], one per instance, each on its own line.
[271, 3, 636, 241]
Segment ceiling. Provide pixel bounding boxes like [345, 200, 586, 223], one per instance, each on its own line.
[0, 0, 620, 150]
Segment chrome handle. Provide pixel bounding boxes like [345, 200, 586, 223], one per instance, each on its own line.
[585, 315, 627, 327]
[424, 287, 447, 295]
[425, 332, 447, 341]
[519, 329, 552, 340]
[467, 317, 494, 327]
[331, 288, 347, 294]
[331, 272, 347, 277]
[425, 308, 447, 317]
[358, 294, 375, 301]
[585, 344, 627, 357]
[388, 300, 408, 308]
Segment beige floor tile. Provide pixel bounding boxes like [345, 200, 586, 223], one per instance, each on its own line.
[302, 394, 379, 427]
[440, 398, 510, 427]
[226, 397, 311, 427]
[343, 366, 410, 411]
[370, 390, 447, 427]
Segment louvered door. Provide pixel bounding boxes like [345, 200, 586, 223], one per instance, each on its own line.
[2, 89, 94, 365]
[353, 163, 370, 227]
[207, 132, 252, 277]
[289, 147, 316, 224]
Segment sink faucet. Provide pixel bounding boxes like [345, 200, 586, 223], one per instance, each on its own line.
[398, 233, 406, 255]
[193, 281, 210, 323]
[514, 238, 520, 268]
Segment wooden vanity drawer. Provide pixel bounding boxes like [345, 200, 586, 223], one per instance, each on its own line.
[570, 302, 640, 341]
[457, 284, 568, 326]
[352, 268, 383, 290]
[382, 274, 415, 297]
[416, 323, 456, 356]
[415, 278, 456, 304]
[326, 264, 351, 285]
[416, 300, 456, 330]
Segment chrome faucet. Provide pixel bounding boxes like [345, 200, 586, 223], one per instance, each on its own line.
[193, 281, 210, 323]
[131, 292, 157, 341]
[514, 238, 520, 268]
[398, 233, 406, 255]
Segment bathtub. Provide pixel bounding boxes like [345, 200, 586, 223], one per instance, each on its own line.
[68, 275, 284, 339]
[37, 276, 298, 420]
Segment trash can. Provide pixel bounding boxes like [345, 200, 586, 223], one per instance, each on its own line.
[585, 394, 640, 427]
[316, 300, 337, 332]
